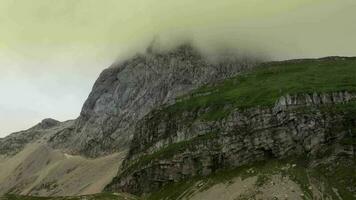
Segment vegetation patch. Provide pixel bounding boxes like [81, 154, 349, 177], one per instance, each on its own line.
[166, 58, 356, 120]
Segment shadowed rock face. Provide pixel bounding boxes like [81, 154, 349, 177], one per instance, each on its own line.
[48, 44, 258, 157]
[108, 92, 356, 195]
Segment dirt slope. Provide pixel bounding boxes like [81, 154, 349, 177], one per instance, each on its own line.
[0, 142, 125, 196]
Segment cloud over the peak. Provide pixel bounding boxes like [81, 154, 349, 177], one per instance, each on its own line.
[1, 0, 356, 136]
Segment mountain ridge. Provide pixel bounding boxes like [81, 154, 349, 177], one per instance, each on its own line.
[1, 46, 355, 199]
[47, 44, 259, 157]
[0, 44, 259, 197]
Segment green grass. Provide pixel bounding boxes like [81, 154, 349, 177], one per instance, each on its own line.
[167, 57, 356, 120]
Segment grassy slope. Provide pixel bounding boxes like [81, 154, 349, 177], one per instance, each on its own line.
[167, 57, 356, 120]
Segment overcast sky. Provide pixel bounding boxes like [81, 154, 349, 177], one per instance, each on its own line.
[1, 0, 356, 137]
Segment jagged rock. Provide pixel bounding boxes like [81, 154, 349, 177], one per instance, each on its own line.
[274, 92, 356, 111]
[48, 44, 258, 157]
[108, 92, 356, 195]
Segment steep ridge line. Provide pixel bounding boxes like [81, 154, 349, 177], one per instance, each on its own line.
[47, 44, 259, 157]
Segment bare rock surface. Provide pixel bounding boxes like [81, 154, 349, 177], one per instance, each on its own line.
[109, 92, 356, 195]
[0, 119, 72, 156]
[48, 44, 257, 157]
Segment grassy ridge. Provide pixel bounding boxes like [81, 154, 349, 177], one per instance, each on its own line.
[167, 57, 356, 119]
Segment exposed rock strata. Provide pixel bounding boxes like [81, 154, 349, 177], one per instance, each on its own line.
[108, 92, 356, 194]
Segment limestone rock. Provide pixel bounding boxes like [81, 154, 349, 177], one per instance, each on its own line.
[109, 92, 356, 195]
[48, 44, 258, 157]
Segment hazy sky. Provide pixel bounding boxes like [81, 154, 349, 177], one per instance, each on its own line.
[1, 0, 356, 137]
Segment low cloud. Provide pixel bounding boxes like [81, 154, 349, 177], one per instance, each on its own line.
[1, 0, 356, 136]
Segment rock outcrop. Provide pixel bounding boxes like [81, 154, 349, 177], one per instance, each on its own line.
[107, 92, 356, 195]
[0, 119, 70, 156]
[48, 44, 258, 157]
[0, 119, 127, 197]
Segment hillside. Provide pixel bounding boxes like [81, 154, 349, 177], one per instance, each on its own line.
[107, 57, 356, 199]
[1, 48, 355, 199]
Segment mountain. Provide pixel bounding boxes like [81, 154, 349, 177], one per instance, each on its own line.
[47, 44, 257, 157]
[0, 44, 257, 197]
[106, 56, 356, 199]
[0, 45, 355, 199]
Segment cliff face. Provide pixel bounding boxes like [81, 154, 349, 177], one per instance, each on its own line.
[107, 92, 356, 194]
[106, 57, 356, 197]
[48, 44, 257, 157]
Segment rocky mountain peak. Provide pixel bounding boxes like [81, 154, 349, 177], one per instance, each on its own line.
[48, 44, 259, 157]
